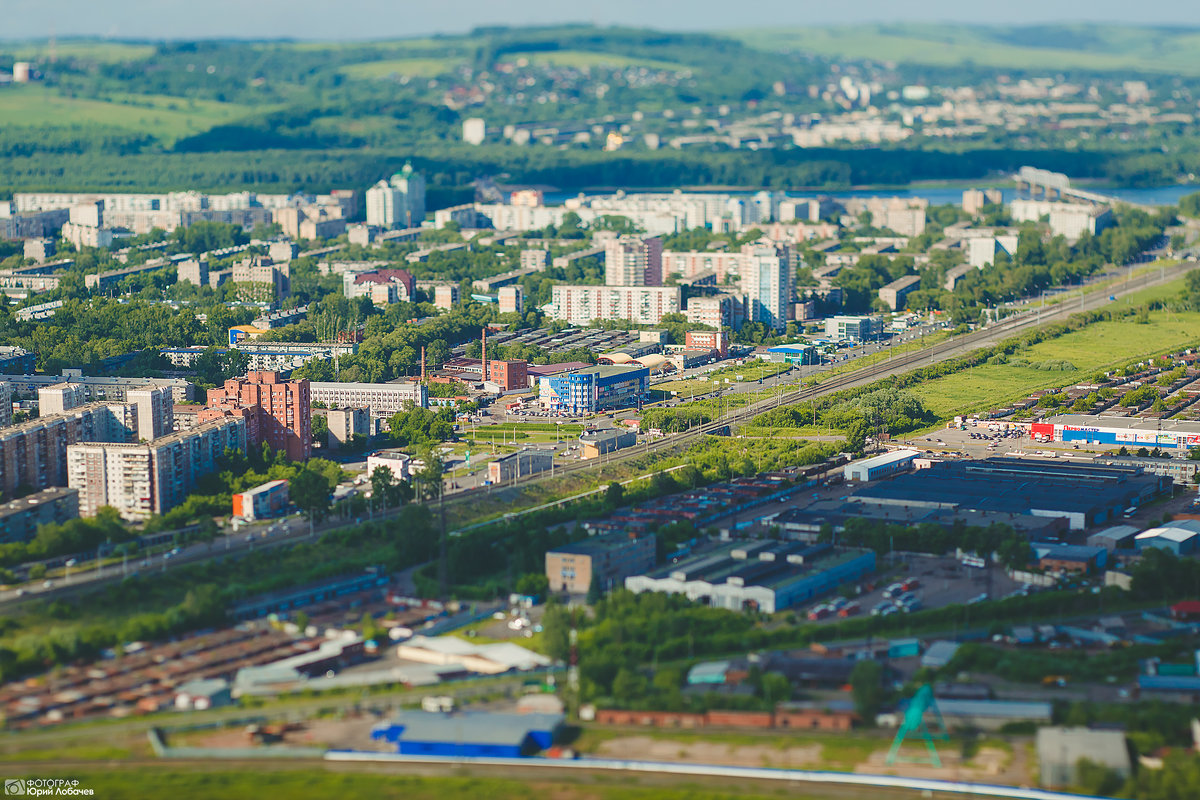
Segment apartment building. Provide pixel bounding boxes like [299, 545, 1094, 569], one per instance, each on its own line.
[740, 243, 791, 332]
[0, 487, 80, 544]
[326, 407, 371, 448]
[685, 293, 742, 330]
[519, 248, 549, 271]
[127, 386, 174, 443]
[498, 285, 524, 315]
[310, 381, 428, 418]
[0, 382, 10, 428]
[662, 250, 742, 283]
[365, 164, 426, 229]
[68, 416, 247, 520]
[433, 284, 459, 310]
[878, 275, 922, 312]
[202, 371, 311, 461]
[229, 341, 358, 372]
[550, 285, 682, 326]
[0, 402, 139, 496]
[6, 373, 194, 405]
[605, 235, 664, 286]
[232, 256, 290, 302]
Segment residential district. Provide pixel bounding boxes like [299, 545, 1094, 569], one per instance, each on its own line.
[1, 163, 1200, 797]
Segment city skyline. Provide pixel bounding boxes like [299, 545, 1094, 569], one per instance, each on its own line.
[2, 0, 1199, 41]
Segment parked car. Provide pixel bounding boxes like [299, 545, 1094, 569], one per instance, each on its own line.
[838, 602, 861, 618]
[882, 583, 904, 599]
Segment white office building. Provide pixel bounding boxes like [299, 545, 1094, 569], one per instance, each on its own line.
[310, 381, 428, 417]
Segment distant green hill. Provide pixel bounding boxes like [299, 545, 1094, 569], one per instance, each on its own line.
[733, 23, 1200, 74]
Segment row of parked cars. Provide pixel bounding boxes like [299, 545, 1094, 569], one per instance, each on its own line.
[870, 578, 923, 616]
[806, 595, 861, 621]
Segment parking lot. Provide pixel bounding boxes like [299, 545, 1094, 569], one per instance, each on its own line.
[805, 554, 1026, 624]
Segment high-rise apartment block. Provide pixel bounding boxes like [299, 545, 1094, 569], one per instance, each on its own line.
[0, 403, 140, 497]
[202, 371, 311, 461]
[68, 416, 247, 520]
[684, 293, 742, 330]
[434, 284, 460, 310]
[365, 163, 426, 229]
[740, 243, 791, 332]
[605, 235, 663, 286]
[498, 285, 524, 315]
[39, 383, 87, 416]
[0, 381, 11, 429]
[127, 386, 174, 443]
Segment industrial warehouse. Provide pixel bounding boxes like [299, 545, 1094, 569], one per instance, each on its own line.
[846, 457, 1168, 530]
[624, 541, 876, 613]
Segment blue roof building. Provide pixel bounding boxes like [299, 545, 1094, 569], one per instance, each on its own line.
[370, 711, 564, 758]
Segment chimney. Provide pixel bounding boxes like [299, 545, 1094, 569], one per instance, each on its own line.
[481, 327, 488, 383]
[420, 346, 426, 383]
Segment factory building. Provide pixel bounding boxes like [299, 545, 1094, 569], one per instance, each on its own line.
[545, 533, 657, 594]
[625, 542, 876, 614]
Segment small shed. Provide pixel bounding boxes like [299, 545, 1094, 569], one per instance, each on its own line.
[174, 678, 232, 711]
[920, 641, 960, 669]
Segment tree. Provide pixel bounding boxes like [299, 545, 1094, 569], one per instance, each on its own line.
[850, 660, 885, 722]
[761, 672, 792, 706]
[414, 449, 445, 501]
[605, 481, 625, 507]
[370, 465, 396, 510]
[587, 572, 603, 604]
[290, 467, 331, 530]
[515, 573, 549, 597]
[541, 602, 571, 663]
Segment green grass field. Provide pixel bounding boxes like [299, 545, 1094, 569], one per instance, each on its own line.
[1, 41, 156, 63]
[0, 86, 254, 144]
[339, 57, 459, 79]
[910, 309, 1200, 418]
[733, 23, 1200, 74]
[8, 769, 920, 800]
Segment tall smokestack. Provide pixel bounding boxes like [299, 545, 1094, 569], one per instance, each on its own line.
[481, 327, 487, 384]
[420, 346, 426, 383]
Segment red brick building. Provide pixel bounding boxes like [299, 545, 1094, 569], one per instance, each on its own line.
[202, 371, 311, 461]
[487, 359, 529, 391]
[593, 706, 855, 732]
[685, 329, 729, 356]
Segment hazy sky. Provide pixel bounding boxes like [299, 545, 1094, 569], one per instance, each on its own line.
[1, 0, 1198, 40]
